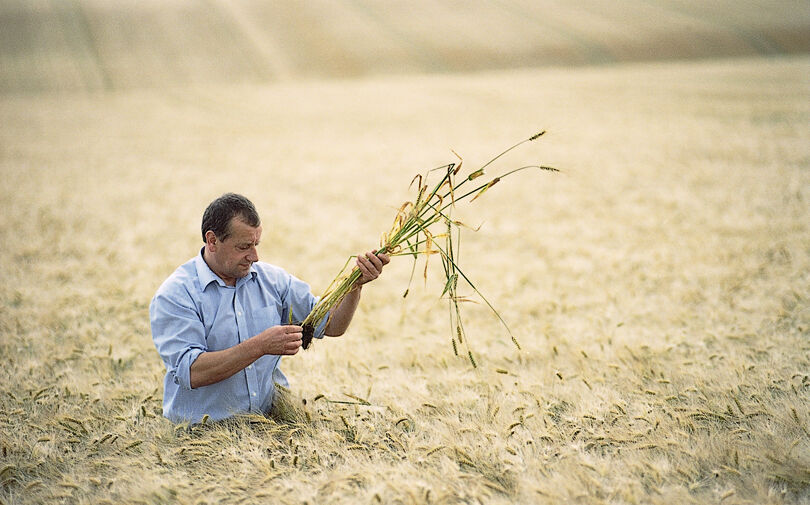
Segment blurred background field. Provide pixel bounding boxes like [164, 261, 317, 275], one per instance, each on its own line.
[2, 0, 810, 91]
[1, 1, 809, 504]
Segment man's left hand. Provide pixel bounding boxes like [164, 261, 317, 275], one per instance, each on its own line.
[356, 250, 390, 285]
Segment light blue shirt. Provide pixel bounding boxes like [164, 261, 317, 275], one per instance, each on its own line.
[150, 248, 326, 423]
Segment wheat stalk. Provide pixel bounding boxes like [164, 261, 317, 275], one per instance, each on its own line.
[300, 133, 557, 353]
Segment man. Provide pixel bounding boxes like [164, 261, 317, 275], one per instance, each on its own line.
[150, 193, 389, 423]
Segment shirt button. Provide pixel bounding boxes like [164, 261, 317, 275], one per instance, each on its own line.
[252, 392, 256, 397]
[238, 311, 243, 316]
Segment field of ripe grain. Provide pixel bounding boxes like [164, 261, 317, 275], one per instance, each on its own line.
[1, 54, 808, 504]
[1, 1, 810, 502]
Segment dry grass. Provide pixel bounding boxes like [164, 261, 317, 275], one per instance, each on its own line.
[1, 55, 809, 504]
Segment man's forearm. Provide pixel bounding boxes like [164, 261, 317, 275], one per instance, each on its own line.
[322, 250, 388, 337]
[324, 285, 362, 336]
[189, 338, 263, 389]
[188, 325, 304, 388]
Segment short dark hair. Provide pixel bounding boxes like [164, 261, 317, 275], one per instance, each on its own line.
[201, 193, 261, 242]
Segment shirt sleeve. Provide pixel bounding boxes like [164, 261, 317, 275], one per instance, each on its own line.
[149, 287, 207, 391]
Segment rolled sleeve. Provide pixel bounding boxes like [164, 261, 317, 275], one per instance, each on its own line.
[150, 289, 208, 391]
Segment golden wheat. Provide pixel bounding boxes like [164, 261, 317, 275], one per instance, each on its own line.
[1, 55, 808, 505]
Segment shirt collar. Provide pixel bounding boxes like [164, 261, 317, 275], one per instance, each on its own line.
[195, 247, 257, 289]
[195, 247, 224, 289]
[239, 264, 258, 286]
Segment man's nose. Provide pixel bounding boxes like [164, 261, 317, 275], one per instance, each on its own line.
[247, 246, 259, 262]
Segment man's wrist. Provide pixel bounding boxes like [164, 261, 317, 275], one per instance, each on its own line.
[246, 332, 266, 359]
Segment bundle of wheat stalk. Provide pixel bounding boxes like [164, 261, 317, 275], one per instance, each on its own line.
[299, 132, 557, 364]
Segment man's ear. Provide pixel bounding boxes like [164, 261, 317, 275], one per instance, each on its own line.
[204, 230, 218, 252]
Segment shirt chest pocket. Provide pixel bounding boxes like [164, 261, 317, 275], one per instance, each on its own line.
[250, 306, 282, 337]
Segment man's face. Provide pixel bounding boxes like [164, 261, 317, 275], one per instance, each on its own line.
[206, 217, 262, 286]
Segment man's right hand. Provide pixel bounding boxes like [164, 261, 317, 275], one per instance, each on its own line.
[259, 325, 303, 355]
[189, 324, 303, 389]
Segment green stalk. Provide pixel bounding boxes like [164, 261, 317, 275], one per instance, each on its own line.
[302, 133, 553, 355]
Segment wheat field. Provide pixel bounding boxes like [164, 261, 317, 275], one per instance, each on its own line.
[1, 2, 810, 505]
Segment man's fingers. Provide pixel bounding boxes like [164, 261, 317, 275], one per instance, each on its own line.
[366, 252, 384, 271]
[356, 256, 373, 281]
[368, 251, 390, 269]
[279, 326, 302, 341]
[261, 325, 304, 356]
[358, 252, 382, 273]
[355, 250, 388, 285]
[358, 258, 373, 276]
[286, 339, 302, 354]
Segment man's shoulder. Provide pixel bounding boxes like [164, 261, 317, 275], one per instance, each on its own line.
[251, 262, 315, 301]
[154, 257, 199, 299]
[251, 261, 291, 283]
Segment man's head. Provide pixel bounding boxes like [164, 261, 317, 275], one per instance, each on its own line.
[201, 193, 262, 286]
[201, 193, 260, 242]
